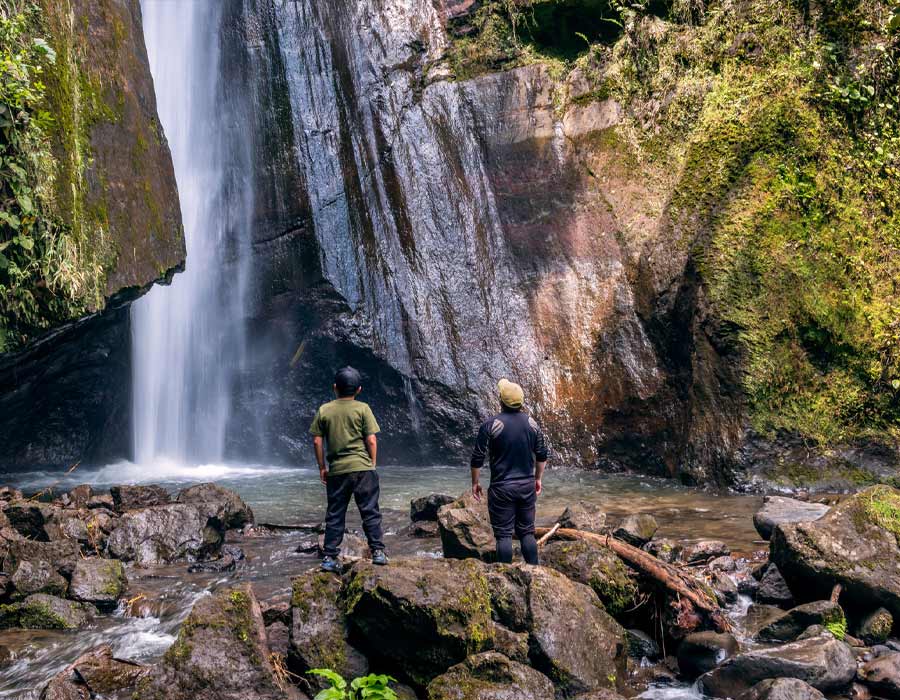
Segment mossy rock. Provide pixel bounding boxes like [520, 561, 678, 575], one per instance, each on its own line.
[541, 539, 637, 616]
[0, 593, 96, 629]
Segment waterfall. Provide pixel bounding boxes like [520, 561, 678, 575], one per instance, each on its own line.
[131, 1, 253, 466]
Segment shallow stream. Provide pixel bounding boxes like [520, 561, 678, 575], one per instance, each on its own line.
[0, 463, 766, 698]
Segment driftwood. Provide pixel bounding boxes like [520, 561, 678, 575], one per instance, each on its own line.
[535, 526, 730, 632]
[536, 523, 560, 548]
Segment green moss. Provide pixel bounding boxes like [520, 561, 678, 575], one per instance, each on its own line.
[856, 485, 900, 545]
[0, 600, 73, 630]
[826, 616, 847, 640]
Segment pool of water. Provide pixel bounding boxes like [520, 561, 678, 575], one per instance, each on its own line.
[0, 463, 766, 698]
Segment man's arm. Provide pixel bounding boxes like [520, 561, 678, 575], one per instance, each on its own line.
[365, 434, 377, 468]
[313, 436, 327, 484]
[532, 419, 550, 496]
[534, 460, 546, 495]
[470, 467, 483, 501]
[470, 421, 490, 501]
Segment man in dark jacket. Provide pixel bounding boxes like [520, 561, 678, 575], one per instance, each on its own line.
[470, 378, 549, 564]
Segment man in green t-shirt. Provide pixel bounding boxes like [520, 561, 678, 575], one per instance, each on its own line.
[310, 366, 387, 572]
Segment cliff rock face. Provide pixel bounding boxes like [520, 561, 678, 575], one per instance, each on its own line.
[219, 0, 742, 481]
[0, 0, 183, 472]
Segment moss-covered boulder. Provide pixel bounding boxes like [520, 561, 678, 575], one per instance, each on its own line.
[426, 651, 554, 700]
[0, 593, 96, 629]
[342, 558, 495, 685]
[541, 539, 637, 615]
[134, 584, 295, 700]
[857, 607, 893, 645]
[288, 571, 367, 691]
[771, 486, 900, 618]
[756, 601, 845, 643]
[68, 557, 127, 611]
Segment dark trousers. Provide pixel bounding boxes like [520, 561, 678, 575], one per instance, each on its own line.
[487, 479, 536, 539]
[323, 470, 384, 557]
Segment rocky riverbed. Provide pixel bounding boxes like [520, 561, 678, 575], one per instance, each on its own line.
[2, 476, 899, 700]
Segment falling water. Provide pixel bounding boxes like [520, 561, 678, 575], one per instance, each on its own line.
[131, 2, 252, 466]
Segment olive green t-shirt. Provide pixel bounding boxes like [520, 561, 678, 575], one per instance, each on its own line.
[309, 399, 380, 476]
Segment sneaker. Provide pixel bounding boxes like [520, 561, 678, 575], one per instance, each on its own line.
[320, 555, 341, 573]
[371, 550, 389, 566]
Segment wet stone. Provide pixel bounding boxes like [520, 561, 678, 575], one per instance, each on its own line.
[557, 501, 607, 533]
[756, 564, 794, 607]
[613, 513, 658, 547]
[677, 631, 739, 679]
[410, 493, 455, 522]
[110, 485, 170, 512]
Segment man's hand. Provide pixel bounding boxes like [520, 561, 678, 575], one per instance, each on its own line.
[319, 467, 328, 485]
[535, 479, 542, 496]
[472, 482, 484, 501]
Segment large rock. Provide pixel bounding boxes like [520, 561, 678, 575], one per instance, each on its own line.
[541, 539, 637, 615]
[135, 585, 295, 700]
[410, 494, 456, 522]
[176, 483, 254, 529]
[426, 651, 554, 700]
[343, 558, 494, 684]
[9, 558, 68, 599]
[677, 631, 739, 679]
[68, 558, 127, 610]
[107, 503, 225, 565]
[858, 652, 900, 699]
[557, 502, 607, 534]
[110, 485, 171, 512]
[437, 493, 495, 562]
[4, 539, 79, 598]
[858, 608, 894, 645]
[491, 565, 627, 695]
[737, 678, 825, 700]
[753, 496, 829, 540]
[0, 594, 96, 629]
[771, 486, 900, 617]
[612, 514, 658, 547]
[756, 564, 794, 607]
[698, 635, 857, 698]
[41, 645, 147, 700]
[4, 501, 56, 540]
[757, 600, 844, 642]
[288, 571, 367, 689]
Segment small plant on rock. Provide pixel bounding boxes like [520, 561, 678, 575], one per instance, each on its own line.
[307, 669, 398, 700]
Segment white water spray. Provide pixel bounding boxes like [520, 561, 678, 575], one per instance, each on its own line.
[132, 2, 252, 466]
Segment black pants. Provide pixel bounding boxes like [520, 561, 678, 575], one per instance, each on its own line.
[487, 479, 536, 539]
[323, 470, 384, 557]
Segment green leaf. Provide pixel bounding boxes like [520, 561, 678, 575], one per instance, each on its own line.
[308, 669, 347, 690]
[313, 689, 346, 700]
[892, 379, 900, 390]
[17, 236, 33, 251]
[18, 193, 32, 213]
[0, 212, 21, 230]
[32, 37, 56, 63]
[0, 252, 8, 270]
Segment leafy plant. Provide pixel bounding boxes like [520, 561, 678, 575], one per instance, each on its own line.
[307, 669, 398, 700]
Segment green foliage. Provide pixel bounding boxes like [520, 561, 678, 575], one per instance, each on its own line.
[308, 669, 399, 700]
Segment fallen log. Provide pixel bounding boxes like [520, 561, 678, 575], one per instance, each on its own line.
[535, 526, 730, 632]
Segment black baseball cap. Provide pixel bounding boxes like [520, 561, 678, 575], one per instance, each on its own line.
[334, 366, 362, 396]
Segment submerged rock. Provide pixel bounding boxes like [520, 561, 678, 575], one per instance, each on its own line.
[756, 600, 844, 642]
[677, 631, 739, 679]
[107, 503, 224, 565]
[41, 644, 147, 700]
[68, 558, 128, 610]
[737, 678, 825, 700]
[0, 594, 96, 630]
[541, 539, 637, 615]
[612, 514, 657, 547]
[135, 584, 295, 700]
[288, 571, 367, 689]
[753, 496, 829, 541]
[699, 635, 856, 698]
[410, 493, 455, 522]
[437, 492, 495, 562]
[426, 651, 554, 700]
[110, 485, 170, 512]
[771, 486, 900, 617]
[176, 483, 254, 529]
[557, 502, 607, 534]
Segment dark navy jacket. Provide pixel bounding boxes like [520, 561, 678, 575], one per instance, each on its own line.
[470, 408, 549, 484]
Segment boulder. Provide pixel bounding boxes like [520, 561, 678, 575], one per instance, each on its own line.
[754, 496, 829, 541]
[107, 503, 225, 565]
[0, 486, 23, 503]
[426, 651, 554, 700]
[698, 635, 856, 698]
[495, 564, 627, 696]
[858, 652, 900, 699]
[410, 493, 456, 522]
[134, 584, 296, 700]
[677, 631, 739, 679]
[5, 539, 79, 597]
[176, 483, 254, 529]
[4, 501, 56, 540]
[41, 644, 147, 700]
[63, 485, 94, 509]
[316, 532, 370, 560]
[541, 539, 637, 615]
[712, 571, 739, 605]
[756, 564, 794, 607]
[625, 629, 660, 660]
[342, 558, 494, 684]
[757, 600, 845, 642]
[437, 492, 495, 561]
[411, 520, 440, 538]
[68, 558, 128, 610]
[744, 604, 791, 637]
[288, 571, 368, 689]
[771, 486, 900, 618]
[643, 538, 683, 563]
[557, 502, 607, 534]
[612, 514, 657, 547]
[709, 556, 737, 572]
[0, 594, 96, 629]
[10, 558, 68, 599]
[110, 485, 170, 512]
[737, 678, 825, 700]
[87, 494, 115, 510]
[683, 540, 731, 563]
[858, 608, 894, 645]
